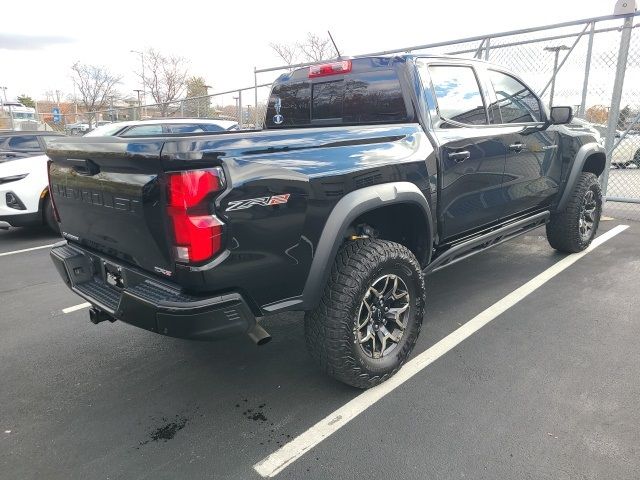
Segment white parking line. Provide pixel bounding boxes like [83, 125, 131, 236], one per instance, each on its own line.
[253, 224, 630, 478]
[62, 303, 91, 314]
[0, 244, 56, 257]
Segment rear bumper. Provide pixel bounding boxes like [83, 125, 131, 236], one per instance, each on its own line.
[50, 242, 256, 341]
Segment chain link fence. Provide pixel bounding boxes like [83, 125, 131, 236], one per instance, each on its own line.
[4, 11, 638, 219]
[5, 83, 273, 134]
[254, 11, 640, 220]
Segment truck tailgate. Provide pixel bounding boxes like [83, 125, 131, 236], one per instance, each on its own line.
[47, 137, 173, 275]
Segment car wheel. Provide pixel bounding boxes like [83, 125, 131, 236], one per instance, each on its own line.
[634, 149, 640, 168]
[546, 172, 602, 253]
[304, 238, 426, 389]
[44, 197, 60, 234]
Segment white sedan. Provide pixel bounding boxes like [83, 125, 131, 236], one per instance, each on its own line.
[0, 118, 242, 232]
[610, 134, 640, 168]
[0, 154, 57, 232]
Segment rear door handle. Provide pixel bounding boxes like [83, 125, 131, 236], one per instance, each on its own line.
[448, 150, 470, 163]
[509, 142, 526, 153]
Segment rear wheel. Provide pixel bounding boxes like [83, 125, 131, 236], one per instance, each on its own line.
[546, 172, 602, 253]
[304, 239, 426, 389]
[633, 149, 640, 168]
[44, 197, 60, 234]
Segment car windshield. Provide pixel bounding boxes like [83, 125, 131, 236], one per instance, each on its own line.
[85, 123, 126, 137]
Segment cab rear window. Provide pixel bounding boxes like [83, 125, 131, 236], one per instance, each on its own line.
[265, 66, 409, 128]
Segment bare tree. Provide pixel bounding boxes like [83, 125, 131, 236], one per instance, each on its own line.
[298, 33, 337, 62]
[269, 42, 299, 68]
[71, 63, 121, 124]
[269, 32, 338, 68]
[140, 48, 189, 117]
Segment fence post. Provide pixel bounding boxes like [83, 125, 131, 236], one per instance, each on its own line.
[180, 100, 185, 117]
[601, 15, 633, 196]
[254, 68, 259, 127]
[579, 21, 596, 117]
[238, 90, 243, 129]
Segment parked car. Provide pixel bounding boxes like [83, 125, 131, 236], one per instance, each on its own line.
[84, 118, 239, 137]
[0, 131, 65, 162]
[65, 123, 91, 135]
[610, 133, 640, 168]
[0, 154, 58, 232]
[47, 56, 605, 388]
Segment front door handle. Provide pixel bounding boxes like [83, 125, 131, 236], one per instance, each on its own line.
[448, 150, 471, 163]
[509, 142, 526, 153]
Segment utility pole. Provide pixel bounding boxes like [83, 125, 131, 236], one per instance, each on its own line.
[544, 45, 570, 108]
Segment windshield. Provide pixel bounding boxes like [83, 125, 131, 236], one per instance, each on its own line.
[84, 123, 127, 137]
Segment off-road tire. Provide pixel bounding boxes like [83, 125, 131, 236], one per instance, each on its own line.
[44, 197, 60, 234]
[546, 172, 602, 253]
[304, 239, 426, 389]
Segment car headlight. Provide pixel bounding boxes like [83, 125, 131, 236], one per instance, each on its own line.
[0, 173, 29, 185]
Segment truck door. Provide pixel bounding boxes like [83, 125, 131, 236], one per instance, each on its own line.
[421, 63, 508, 240]
[486, 70, 562, 218]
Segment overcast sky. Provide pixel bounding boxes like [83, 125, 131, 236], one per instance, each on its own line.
[0, 0, 619, 104]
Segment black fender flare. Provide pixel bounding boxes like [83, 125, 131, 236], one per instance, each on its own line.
[557, 143, 606, 211]
[299, 182, 434, 311]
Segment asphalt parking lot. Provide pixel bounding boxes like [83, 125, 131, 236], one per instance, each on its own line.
[1, 219, 639, 480]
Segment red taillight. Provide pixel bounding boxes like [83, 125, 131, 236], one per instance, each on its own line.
[166, 168, 225, 263]
[308, 60, 352, 78]
[46, 160, 60, 222]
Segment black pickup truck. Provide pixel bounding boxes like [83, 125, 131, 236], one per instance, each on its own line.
[47, 55, 605, 388]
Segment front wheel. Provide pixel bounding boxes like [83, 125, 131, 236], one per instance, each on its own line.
[546, 172, 602, 253]
[304, 239, 426, 389]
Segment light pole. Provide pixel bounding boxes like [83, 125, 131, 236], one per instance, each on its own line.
[544, 45, 570, 108]
[0, 86, 15, 130]
[130, 50, 146, 117]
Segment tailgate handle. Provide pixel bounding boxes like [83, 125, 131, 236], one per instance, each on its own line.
[68, 158, 100, 176]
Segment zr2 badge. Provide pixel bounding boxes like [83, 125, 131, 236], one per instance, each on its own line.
[226, 194, 291, 212]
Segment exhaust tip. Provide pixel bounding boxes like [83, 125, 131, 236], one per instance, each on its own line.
[247, 323, 272, 346]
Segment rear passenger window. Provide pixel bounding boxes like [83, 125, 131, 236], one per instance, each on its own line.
[427, 65, 487, 127]
[488, 70, 541, 123]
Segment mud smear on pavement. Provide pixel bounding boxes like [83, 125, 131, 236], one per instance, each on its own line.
[237, 401, 292, 448]
[239, 402, 269, 423]
[139, 415, 188, 447]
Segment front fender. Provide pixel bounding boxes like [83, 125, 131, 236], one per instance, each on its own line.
[557, 142, 606, 211]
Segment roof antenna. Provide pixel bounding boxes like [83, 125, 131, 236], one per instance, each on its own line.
[327, 30, 342, 58]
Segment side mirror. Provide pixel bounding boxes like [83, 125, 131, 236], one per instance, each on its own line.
[550, 106, 573, 125]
